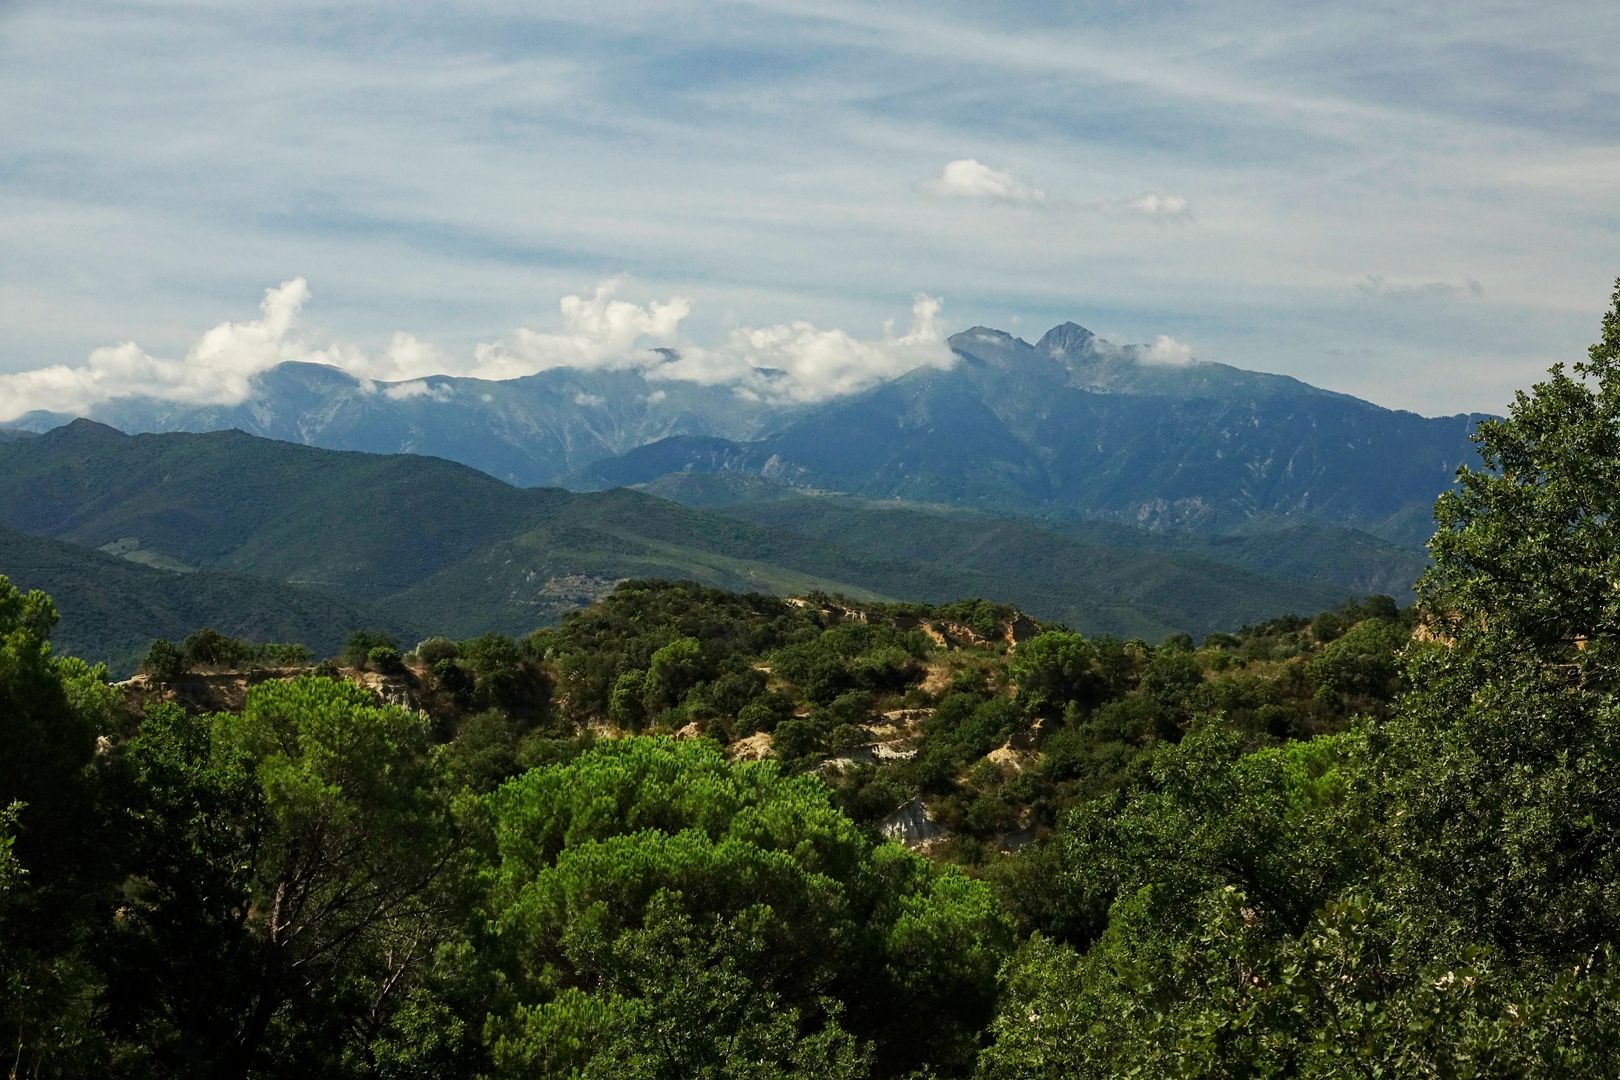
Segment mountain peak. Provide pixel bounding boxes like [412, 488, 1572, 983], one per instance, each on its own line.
[950, 325, 1017, 345]
[1036, 321, 1097, 358]
[51, 417, 128, 442]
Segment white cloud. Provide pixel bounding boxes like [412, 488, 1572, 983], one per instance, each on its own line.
[1119, 192, 1192, 221]
[921, 159, 1046, 204]
[1355, 275, 1484, 301]
[651, 294, 955, 403]
[573, 391, 606, 407]
[469, 278, 691, 380]
[383, 379, 453, 402]
[0, 278, 333, 421]
[1139, 335, 1196, 366]
[0, 276, 954, 420]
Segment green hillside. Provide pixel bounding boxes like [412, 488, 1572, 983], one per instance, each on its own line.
[0, 421, 1390, 646]
[0, 526, 413, 674]
[641, 475, 1414, 637]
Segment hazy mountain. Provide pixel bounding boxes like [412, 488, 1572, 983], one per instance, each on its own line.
[0, 422, 1375, 643]
[12, 360, 795, 486]
[14, 323, 1486, 545]
[573, 324, 1489, 545]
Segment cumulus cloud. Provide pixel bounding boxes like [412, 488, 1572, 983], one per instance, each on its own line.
[921, 159, 1046, 204]
[1118, 192, 1192, 221]
[651, 294, 955, 403]
[0, 278, 336, 421]
[1138, 335, 1196, 366]
[573, 391, 606, 407]
[1355, 275, 1484, 301]
[470, 278, 691, 380]
[0, 276, 954, 421]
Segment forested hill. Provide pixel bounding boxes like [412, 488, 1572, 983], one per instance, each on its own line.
[0, 524, 412, 674]
[0, 421, 1400, 658]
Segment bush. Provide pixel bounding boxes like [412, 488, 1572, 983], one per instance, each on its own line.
[413, 637, 460, 665]
[141, 638, 186, 684]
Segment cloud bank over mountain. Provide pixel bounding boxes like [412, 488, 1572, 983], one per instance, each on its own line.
[0, 278, 956, 421]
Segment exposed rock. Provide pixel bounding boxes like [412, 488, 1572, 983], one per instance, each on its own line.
[728, 731, 775, 761]
[120, 665, 426, 716]
[878, 796, 948, 851]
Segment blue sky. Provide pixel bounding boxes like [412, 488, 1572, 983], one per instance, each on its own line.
[1, 0, 1616, 415]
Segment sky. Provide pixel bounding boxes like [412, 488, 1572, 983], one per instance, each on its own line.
[1, 0, 1616, 418]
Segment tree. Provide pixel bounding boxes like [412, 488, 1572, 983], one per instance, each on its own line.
[978, 282, 1620, 1077]
[342, 629, 401, 669]
[182, 626, 252, 669]
[1008, 631, 1109, 716]
[0, 578, 120, 1075]
[1383, 277, 1620, 957]
[643, 636, 709, 711]
[142, 637, 186, 684]
[482, 737, 1010, 1076]
[108, 676, 474, 1075]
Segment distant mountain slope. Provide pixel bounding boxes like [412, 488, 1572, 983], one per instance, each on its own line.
[575, 324, 1487, 544]
[0, 421, 882, 633]
[0, 422, 1382, 642]
[13, 360, 794, 485]
[640, 474, 1430, 601]
[0, 525, 412, 675]
[16, 320, 1486, 544]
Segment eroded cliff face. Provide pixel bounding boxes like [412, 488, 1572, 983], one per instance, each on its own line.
[784, 596, 1039, 652]
[119, 664, 427, 717]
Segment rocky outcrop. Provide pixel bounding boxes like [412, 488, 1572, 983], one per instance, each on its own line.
[878, 797, 948, 850]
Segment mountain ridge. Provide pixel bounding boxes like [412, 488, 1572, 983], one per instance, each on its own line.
[0, 422, 1387, 649]
[10, 320, 1489, 545]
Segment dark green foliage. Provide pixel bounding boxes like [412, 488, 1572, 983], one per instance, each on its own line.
[0, 576, 121, 1076]
[1008, 631, 1109, 716]
[182, 626, 255, 668]
[141, 637, 184, 684]
[343, 629, 401, 668]
[0, 523, 404, 676]
[483, 737, 1011, 1076]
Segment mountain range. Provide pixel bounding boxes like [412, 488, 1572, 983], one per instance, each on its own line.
[11, 321, 1488, 546]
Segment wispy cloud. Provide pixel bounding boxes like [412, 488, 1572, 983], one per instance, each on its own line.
[1355, 275, 1485, 302]
[1117, 192, 1193, 222]
[0, 1, 1615, 415]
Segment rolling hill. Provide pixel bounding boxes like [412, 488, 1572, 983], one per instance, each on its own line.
[0, 525, 414, 675]
[0, 422, 1390, 649]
